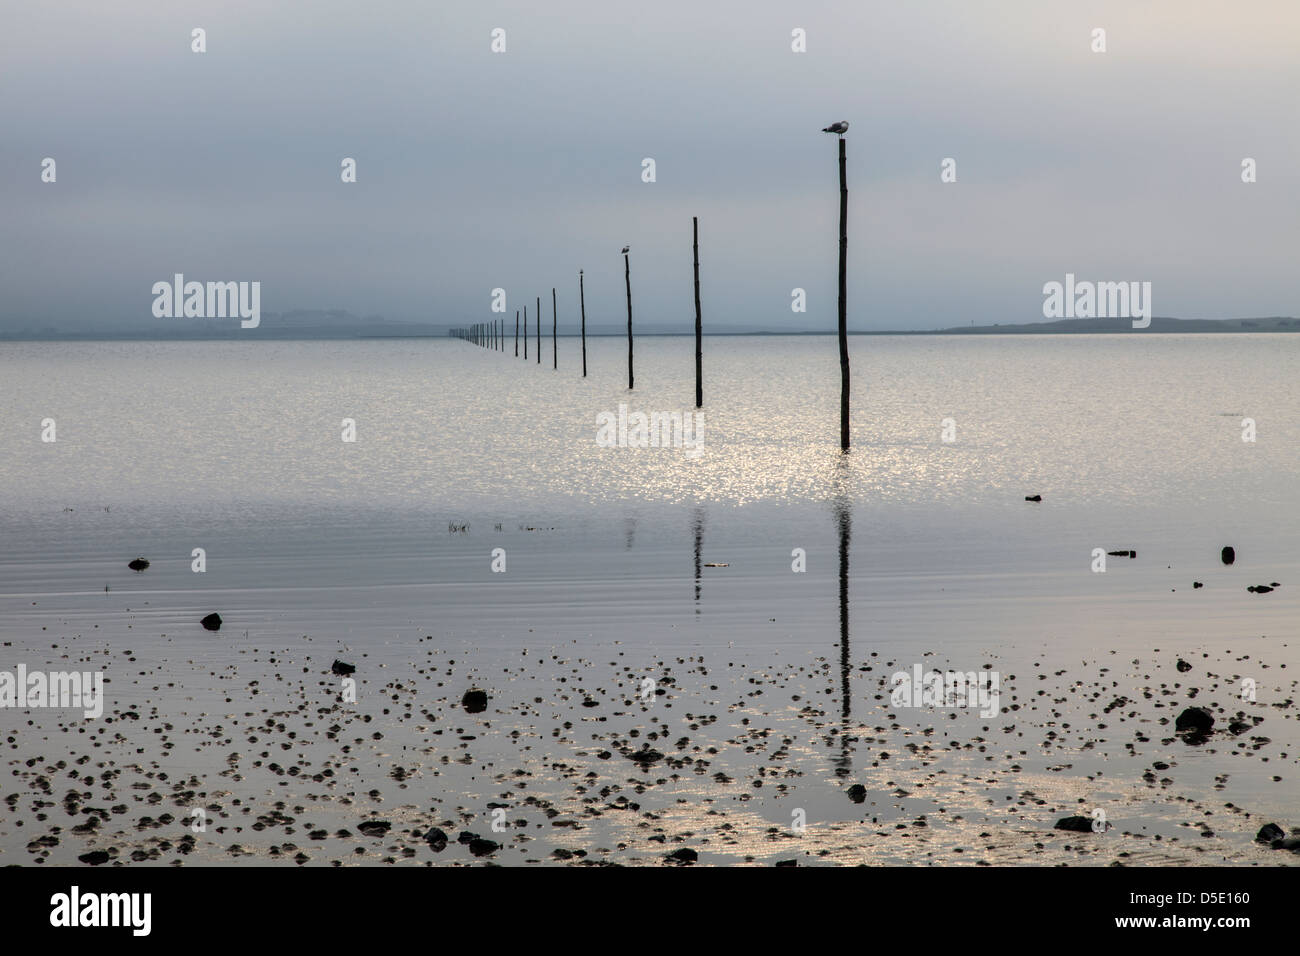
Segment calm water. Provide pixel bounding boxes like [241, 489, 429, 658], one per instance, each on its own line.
[2, 335, 1297, 865]
[2, 334, 1295, 519]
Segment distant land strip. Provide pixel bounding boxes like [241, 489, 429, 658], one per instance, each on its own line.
[2, 314, 1296, 340]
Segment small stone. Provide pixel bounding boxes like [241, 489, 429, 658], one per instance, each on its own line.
[1256, 823, 1285, 844]
[1054, 816, 1094, 833]
[1175, 707, 1214, 735]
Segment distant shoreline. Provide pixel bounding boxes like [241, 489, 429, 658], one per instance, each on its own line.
[3, 315, 1296, 341]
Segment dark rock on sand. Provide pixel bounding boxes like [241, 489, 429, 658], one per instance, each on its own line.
[331, 659, 356, 676]
[665, 848, 698, 864]
[357, 820, 391, 837]
[1025, 495, 1042, 502]
[78, 850, 111, 865]
[469, 838, 499, 857]
[462, 689, 488, 714]
[846, 784, 867, 804]
[1247, 585, 1274, 594]
[200, 612, 222, 631]
[1256, 823, 1285, 844]
[1054, 816, 1095, 833]
[1176, 660, 1192, 673]
[1175, 707, 1214, 735]
[457, 831, 479, 845]
[1193, 582, 1203, 589]
[629, 745, 664, 765]
[127, 557, 150, 572]
[775, 859, 799, 867]
[1221, 546, 1235, 565]
[424, 827, 449, 850]
[1273, 837, 1300, 852]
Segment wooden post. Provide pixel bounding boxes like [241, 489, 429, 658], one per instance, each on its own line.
[515, 310, 519, 357]
[693, 217, 702, 408]
[552, 288, 557, 369]
[523, 306, 527, 360]
[579, 270, 587, 377]
[837, 135, 850, 451]
[624, 251, 633, 389]
[536, 296, 541, 363]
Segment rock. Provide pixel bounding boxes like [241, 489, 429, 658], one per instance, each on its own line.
[1256, 823, 1285, 844]
[1193, 582, 1203, 589]
[357, 820, 391, 837]
[1175, 660, 1192, 673]
[1247, 585, 1274, 594]
[1025, 495, 1042, 502]
[1054, 816, 1094, 833]
[461, 689, 488, 714]
[1175, 707, 1214, 735]
[1273, 837, 1300, 852]
[1221, 546, 1235, 565]
[845, 784, 867, 804]
[78, 850, 111, 865]
[127, 558, 150, 572]
[424, 827, 448, 850]
[775, 859, 799, 867]
[331, 659, 356, 676]
[665, 848, 697, 864]
[628, 746, 664, 765]
[468, 838, 499, 857]
[457, 831, 479, 845]
[200, 612, 222, 631]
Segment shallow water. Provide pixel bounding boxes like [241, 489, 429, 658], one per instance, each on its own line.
[1, 335, 1296, 865]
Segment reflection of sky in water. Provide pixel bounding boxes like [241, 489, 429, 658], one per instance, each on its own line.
[1, 335, 1295, 517]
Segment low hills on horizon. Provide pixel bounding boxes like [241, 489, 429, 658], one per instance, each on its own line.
[2, 310, 1297, 340]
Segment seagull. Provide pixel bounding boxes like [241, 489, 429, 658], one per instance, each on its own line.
[620, 245, 629, 254]
[822, 121, 849, 135]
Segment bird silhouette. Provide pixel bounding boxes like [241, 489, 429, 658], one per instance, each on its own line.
[620, 245, 629, 254]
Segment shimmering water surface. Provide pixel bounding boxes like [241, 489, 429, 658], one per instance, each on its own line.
[1, 335, 1296, 866]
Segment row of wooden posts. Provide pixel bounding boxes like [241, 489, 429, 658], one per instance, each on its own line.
[450, 217, 710, 411]
[449, 141, 851, 452]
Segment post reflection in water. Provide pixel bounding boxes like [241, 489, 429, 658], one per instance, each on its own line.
[692, 507, 705, 614]
[832, 467, 853, 777]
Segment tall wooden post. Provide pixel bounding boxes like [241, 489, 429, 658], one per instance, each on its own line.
[536, 295, 541, 364]
[515, 310, 519, 357]
[693, 217, 702, 408]
[579, 270, 587, 377]
[837, 135, 850, 450]
[523, 306, 527, 359]
[624, 251, 633, 389]
[552, 287, 557, 369]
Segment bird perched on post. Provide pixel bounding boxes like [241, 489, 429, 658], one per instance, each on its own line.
[620, 245, 629, 254]
[822, 121, 849, 136]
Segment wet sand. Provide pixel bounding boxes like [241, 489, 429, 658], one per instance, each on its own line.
[3, 502, 1297, 866]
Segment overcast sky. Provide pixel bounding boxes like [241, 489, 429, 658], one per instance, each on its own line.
[2, 0, 1296, 332]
